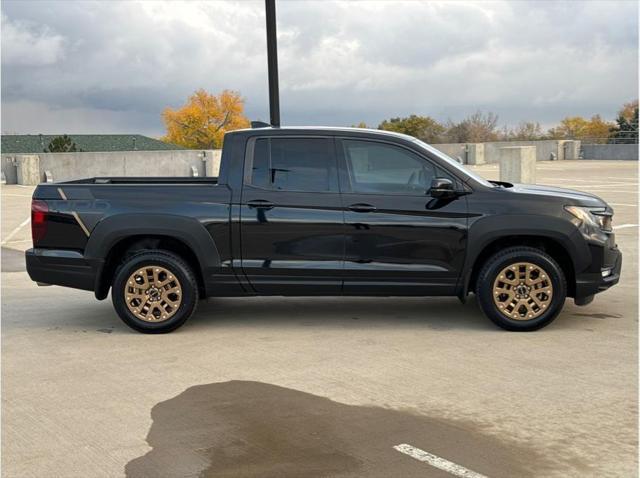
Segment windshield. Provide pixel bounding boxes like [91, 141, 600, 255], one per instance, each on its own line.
[412, 139, 494, 187]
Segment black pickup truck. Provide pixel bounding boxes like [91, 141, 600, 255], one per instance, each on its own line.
[26, 126, 621, 333]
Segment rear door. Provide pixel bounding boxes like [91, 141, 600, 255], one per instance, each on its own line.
[337, 138, 468, 295]
[239, 136, 344, 294]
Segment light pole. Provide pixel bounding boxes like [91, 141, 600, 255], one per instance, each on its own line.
[265, 0, 280, 127]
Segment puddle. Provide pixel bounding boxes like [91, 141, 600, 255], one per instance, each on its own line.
[125, 381, 555, 478]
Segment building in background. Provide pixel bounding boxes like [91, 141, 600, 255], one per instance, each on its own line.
[1, 134, 184, 154]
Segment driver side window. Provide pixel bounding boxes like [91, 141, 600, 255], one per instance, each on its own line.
[342, 140, 437, 195]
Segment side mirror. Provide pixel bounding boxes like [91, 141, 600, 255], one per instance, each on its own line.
[429, 177, 455, 198]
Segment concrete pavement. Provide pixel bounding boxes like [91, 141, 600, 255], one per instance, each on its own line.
[1, 161, 638, 477]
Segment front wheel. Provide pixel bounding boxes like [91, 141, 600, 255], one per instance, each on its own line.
[112, 250, 199, 333]
[476, 246, 567, 331]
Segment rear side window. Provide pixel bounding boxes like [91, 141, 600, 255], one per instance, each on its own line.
[250, 137, 337, 192]
[251, 138, 270, 189]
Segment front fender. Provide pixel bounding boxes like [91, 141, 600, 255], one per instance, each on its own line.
[461, 214, 589, 294]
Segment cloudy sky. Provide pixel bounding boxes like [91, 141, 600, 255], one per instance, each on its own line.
[1, 0, 638, 136]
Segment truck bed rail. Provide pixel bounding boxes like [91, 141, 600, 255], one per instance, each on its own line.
[61, 177, 218, 185]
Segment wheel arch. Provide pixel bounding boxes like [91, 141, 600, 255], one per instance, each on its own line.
[465, 235, 577, 298]
[461, 215, 588, 299]
[87, 214, 220, 299]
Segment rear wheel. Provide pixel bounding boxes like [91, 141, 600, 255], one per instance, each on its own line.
[112, 250, 198, 333]
[476, 246, 566, 331]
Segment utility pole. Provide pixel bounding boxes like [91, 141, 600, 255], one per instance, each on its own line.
[265, 0, 280, 127]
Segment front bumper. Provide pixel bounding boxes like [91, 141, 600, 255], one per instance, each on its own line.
[574, 242, 622, 303]
[25, 248, 102, 293]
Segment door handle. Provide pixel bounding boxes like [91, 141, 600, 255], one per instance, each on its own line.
[247, 199, 275, 210]
[348, 203, 377, 213]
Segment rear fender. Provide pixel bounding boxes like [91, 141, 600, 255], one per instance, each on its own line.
[86, 214, 221, 297]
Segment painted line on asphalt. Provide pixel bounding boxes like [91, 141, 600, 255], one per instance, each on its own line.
[554, 188, 638, 194]
[552, 184, 638, 190]
[393, 444, 489, 478]
[2, 193, 34, 198]
[548, 178, 638, 185]
[613, 224, 639, 230]
[609, 203, 638, 207]
[1, 216, 30, 246]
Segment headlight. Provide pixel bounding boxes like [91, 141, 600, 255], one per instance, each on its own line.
[565, 205, 613, 236]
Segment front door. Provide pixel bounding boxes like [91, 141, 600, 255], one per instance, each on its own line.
[240, 136, 344, 294]
[337, 138, 468, 295]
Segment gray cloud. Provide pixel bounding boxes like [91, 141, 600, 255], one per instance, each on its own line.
[1, 0, 637, 136]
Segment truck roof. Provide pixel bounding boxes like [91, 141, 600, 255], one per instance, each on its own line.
[229, 125, 417, 142]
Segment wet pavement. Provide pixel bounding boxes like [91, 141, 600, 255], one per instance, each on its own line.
[126, 381, 549, 478]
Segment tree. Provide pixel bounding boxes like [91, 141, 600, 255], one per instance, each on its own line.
[45, 134, 78, 152]
[378, 115, 446, 143]
[548, 115, 614, 143]
[351, 121, 369, 128]
[610, 100, 638, 144]
[445, 111, 499, 143]
[501, 121, 544, 141]
[547, 116, 588, 139]
[162, 89, 250, 149]
[619, 100, 639, 122]
[583, 115, 615, 143]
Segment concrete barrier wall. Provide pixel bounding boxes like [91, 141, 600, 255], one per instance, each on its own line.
[484, 140, 565, 163]
[581, 144, 638, 160]
[431, 143, 466, 161]
[432, 140, 581, 164]
[2, 155, 18, 184]
[1, 150, 222, 185]
[499, 146, 536, 183]
[430, 143, 485, 165]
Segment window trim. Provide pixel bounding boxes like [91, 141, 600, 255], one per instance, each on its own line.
[336, 137, 461, 197]
[243, 135, 339, 193]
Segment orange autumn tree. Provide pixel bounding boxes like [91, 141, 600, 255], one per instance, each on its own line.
[162, 89, 250, 149]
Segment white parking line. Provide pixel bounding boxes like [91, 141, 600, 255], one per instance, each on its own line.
[609, 203, 638, 207]
[549, 178, 639, 186]
[1, 216, 30, 246]
[552, 184, 638, 190]
[613, 224, 639, 230]
[393, 444, 489, 478]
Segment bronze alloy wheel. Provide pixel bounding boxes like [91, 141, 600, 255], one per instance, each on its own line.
[492, 261, 553, 320]
[124, 265, 182, 322]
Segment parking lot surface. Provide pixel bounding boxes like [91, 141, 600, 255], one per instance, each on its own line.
[2, 161, 638, 477]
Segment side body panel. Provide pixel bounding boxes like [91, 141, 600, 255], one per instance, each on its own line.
[238, 136, 345, 294]
[334, 136, 470, 295]
[32, 182, 242, 296]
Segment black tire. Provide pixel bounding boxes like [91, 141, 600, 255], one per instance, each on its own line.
[476, 246, 567, 331]
[112, 250, 199, 333]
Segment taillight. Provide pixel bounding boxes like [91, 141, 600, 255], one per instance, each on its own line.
[31, 200, 48, 243]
